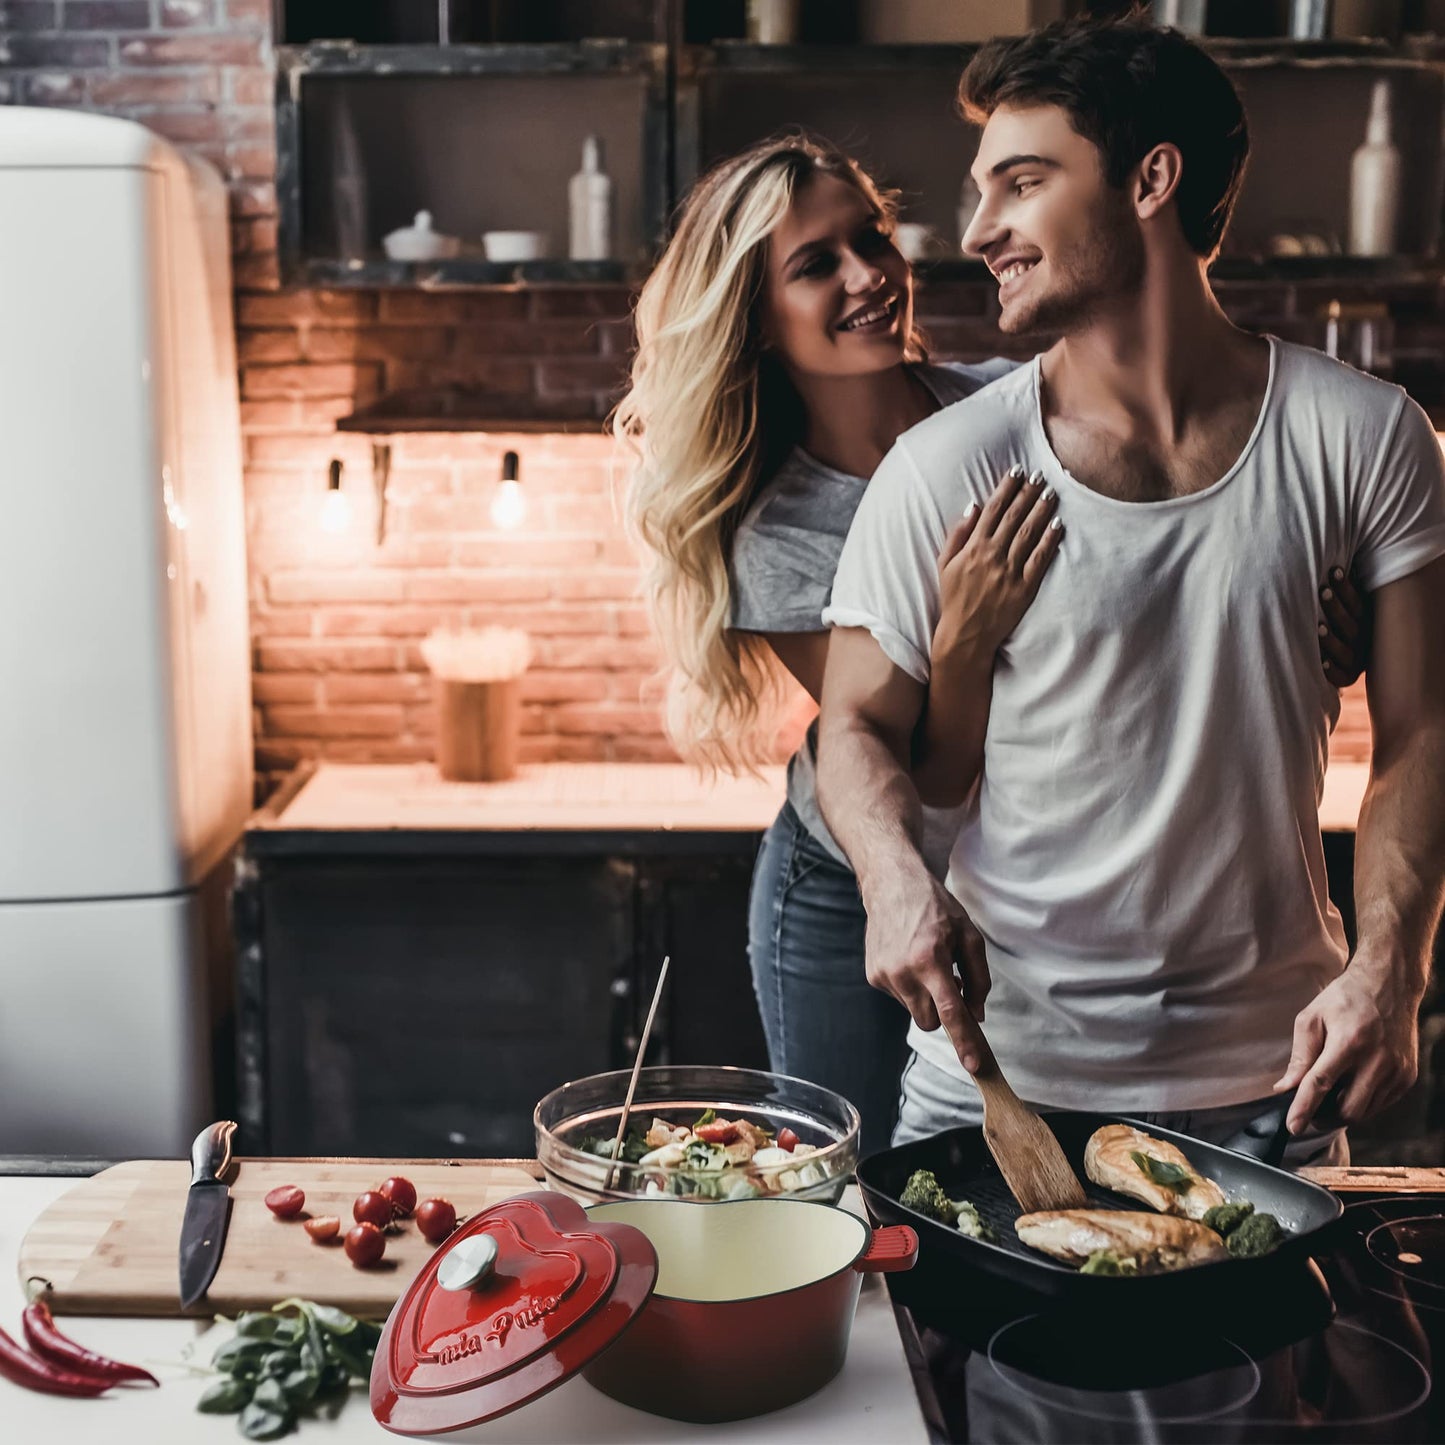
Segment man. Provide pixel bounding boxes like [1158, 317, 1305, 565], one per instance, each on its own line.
[816, 17, 1445, 1164]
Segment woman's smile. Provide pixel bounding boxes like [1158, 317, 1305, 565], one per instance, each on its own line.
[836, 294, 901, 336]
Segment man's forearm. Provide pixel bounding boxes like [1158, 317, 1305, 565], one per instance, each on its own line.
[817, 714, 931, 898]
[1353, 723, 1445, 998]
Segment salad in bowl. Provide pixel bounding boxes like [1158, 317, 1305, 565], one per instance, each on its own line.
[535, 1065, 860, 1205]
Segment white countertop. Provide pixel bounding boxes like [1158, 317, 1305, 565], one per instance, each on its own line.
[260, 760, 1371, 835]
[0, 1175, 927, 1445]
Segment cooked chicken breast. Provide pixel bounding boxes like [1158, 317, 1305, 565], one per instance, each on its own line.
[1084, 1124, 1226, 1222]
[1016, 1209, 1229, 1273]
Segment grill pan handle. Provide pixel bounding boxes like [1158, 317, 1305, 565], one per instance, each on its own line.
[1259, 1090, 1295, 1168]
[1252, 1082, 1347, 1168]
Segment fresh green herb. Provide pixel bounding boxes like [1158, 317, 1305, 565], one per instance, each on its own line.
[1226, 1211, 1285, 1258]
[1081, 1250, 1140, 1276]
[199, 1298, 382, 1440]
[1130, 1151, 1195, 1193]
[682, 1140, 727, 1172]
[198, 1377, 252, 1414]
[235, 1312, 285, 1342]
[306, 1304, 359, 1337]
[581, 1128, 650, 1164]
[693, 1108, 717, 1128]
[1203, 1201, 1256, 1237]
[899, 1169, 956, 1224]
[898, 1170, 993, 1237]
[238, 1401, 292, 1441]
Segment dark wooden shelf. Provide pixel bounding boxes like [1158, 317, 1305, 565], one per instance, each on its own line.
[1210, 254, 1443, 280]
[336, 387, 610, 435]
[283, 38, 1445, 77]
[276, 38, 665, 79]
[685, 36, 1442, 73]
[298, 258, 640, 289]
[913, 255, 1444, 283]
[302, 253, 1444, 292]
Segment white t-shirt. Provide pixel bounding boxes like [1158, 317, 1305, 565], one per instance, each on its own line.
[823, 338, 1445, 1111]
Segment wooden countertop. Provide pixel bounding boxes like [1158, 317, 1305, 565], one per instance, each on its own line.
[256, 760, 789, 834]
[253, 760, 1371, 836]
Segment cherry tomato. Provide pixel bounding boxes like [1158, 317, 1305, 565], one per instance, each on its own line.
[777, 1127, 800, 1153]
[264, 1185, 306, 1219]
[379, 1176, 417, 1218]
[304, 1215, 340, 1243]
[695, 1121, 740, 1145]
[353, 1191, 394, 1230]
[344, 1222, 385, 1267]
[415, 1198, 457, 1244]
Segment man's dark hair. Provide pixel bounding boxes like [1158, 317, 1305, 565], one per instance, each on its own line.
[960, 15, 1249, 259]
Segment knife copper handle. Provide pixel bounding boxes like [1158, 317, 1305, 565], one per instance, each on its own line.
[190, 1120, 237, 1185]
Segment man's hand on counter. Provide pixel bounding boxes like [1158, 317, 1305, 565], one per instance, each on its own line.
[861, 862, 991, 1076]
[1276, 953, 1423, 1134]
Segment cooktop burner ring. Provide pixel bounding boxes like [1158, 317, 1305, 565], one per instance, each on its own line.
[1364, 1214, 1445, 1295]
[985, 1315, 1263, 1425]
[1206, 1320, 1433, 1430]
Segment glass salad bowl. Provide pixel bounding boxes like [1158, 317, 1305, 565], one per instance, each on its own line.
[534, 1065, 861, 1206]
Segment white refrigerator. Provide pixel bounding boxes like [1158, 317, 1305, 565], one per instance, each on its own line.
[0, 108, 254, 1156]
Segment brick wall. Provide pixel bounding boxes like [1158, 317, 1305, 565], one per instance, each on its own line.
[2, 0, 1388, 792]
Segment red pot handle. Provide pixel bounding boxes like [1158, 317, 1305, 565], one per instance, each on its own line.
[854, 1224, 918, 1274]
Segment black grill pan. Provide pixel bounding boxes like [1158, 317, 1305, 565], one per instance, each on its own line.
[856, 1111, 1343, 1311]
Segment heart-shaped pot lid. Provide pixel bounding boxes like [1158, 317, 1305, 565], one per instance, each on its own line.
[371, 1190, 658, 1436]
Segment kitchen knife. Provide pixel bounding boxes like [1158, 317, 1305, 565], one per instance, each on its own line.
[178, 1119, 238, 1310]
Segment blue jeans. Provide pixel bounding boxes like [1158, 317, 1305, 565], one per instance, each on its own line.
[748, 802, 913, 1157]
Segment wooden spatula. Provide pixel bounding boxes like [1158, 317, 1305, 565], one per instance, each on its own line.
[968, 1008, 1088, 1213]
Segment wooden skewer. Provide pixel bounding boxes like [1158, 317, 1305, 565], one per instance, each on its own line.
[603, 955, 671, 1193]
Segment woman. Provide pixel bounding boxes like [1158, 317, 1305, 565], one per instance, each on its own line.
[615, 135, 1366, 1154]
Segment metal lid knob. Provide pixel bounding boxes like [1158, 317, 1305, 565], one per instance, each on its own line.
[436, 1233, 499, 1292]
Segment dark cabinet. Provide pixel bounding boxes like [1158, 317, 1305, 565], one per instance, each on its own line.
[636, 854, 769, 1070]
[233, 829, 767, 1157]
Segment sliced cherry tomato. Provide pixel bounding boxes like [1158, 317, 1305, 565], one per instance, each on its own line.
[264, 1185, 306, 1219]
[344, 1222, 385, 1267]
[379, 1176, 417, 1218]
[353, 1191, 394, 1230]
[777, 1127, 800, 1153]
[415, 1198, 458, 1244]
[694, 1121, 740, 1145]
[304, 1215, 340, 1242]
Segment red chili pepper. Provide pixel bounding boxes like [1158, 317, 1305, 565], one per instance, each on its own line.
[0, 1324, 111, 1397]
[22, 1291, 158, 1388]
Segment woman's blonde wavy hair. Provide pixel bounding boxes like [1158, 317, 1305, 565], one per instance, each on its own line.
[615, 134, 925, 774]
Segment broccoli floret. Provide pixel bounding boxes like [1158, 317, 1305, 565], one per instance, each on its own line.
[899, 1169, 955, 1224]
[1227, 1211, 1285, 1258]
[1203, 1201, 1256, 1238]
[898, 1171, 995, 1238]
[1080, 1250, 1140, 1276]
[953, 1201, 998, 1243]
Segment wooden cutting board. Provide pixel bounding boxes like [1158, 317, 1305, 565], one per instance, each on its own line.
[18, 1157, 541, 1318]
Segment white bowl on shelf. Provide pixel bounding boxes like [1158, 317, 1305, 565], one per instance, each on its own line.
[482, 229, 550, 262]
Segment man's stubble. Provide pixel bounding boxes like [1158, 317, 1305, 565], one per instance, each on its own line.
[998, 190, 1146, 338]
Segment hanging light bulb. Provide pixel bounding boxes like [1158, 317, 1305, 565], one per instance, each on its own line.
[491, 449, 525, 530]
[320, 457, 353, 534]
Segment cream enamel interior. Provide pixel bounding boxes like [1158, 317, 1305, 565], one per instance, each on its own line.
[588, 1198, 868, 1302]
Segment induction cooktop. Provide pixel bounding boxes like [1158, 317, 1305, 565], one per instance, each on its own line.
[896, 1192, 1445, 1443]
